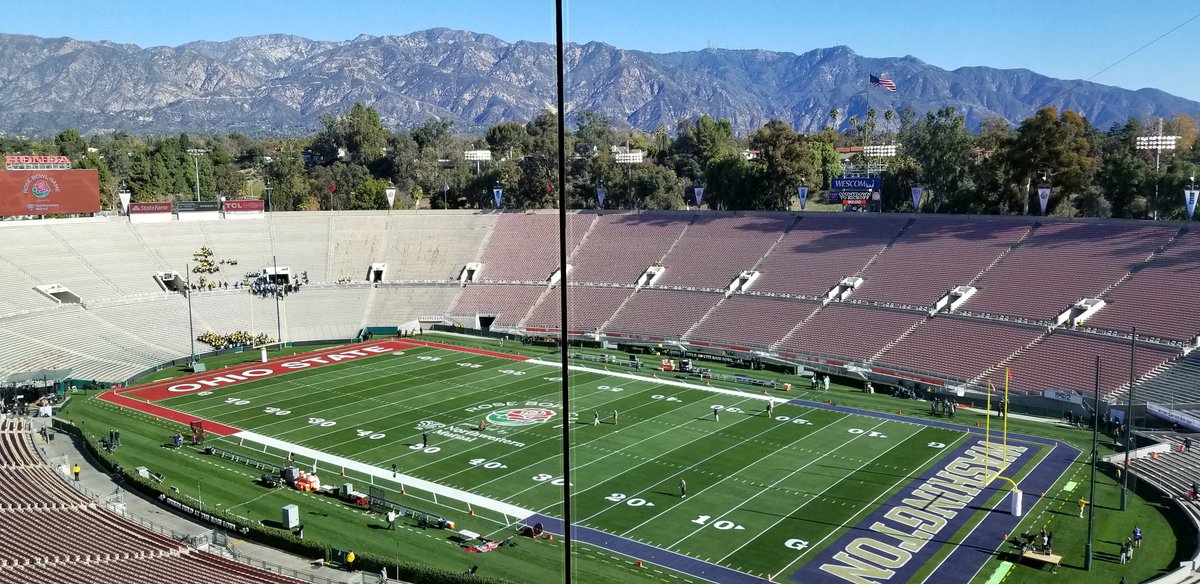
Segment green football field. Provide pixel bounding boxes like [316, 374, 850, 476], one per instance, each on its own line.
[145, 341, 1029, 582]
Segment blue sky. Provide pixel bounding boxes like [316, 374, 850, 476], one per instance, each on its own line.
[5, 0, 1199, 101]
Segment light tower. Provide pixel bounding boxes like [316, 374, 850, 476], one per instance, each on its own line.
[1135, 119, 1180, 220]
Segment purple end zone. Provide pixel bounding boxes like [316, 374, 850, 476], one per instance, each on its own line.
[784, 398, 1079, 583]
[521, 515, 765, 583]
[520, 399, 1077, 584]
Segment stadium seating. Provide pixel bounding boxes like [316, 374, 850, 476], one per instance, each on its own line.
[1001, 330, 1177, 398]
[688, 295, 820, 349]
[874, 315, 1043, 383]
[778, 303, 925, 362]
[476, 213, 593, 281]
[568, 213, 690, 284]
[605, 289, 724, 339]
[854, 219, 1031, 307]
[1082, 229, 1200, 343]
[524, 285, 635, 332]
[450, 284, 547, 327]
[0, 419, 305, 584]
[752, 214, 908, 297]
[964, 222, 1175, 322]
[1, 211, 1199, 404]
[655, 215, 795, 289]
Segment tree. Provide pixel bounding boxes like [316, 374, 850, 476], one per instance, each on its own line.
[1095, 118, 1149, 218]
[694, 115, 737, 171]
[749, 120, 814, 210]
[902, 107, 974, 213]
[1009, 107, 1100, 215]
[54, 129, 88, 162]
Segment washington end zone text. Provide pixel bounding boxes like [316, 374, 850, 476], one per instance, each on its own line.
[819, 442, 1028, 584]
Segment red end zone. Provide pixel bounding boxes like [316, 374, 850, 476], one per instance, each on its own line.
[98, 338, 530, 436]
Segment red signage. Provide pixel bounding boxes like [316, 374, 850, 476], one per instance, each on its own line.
[129, 201, 172, 214]
[5, 155, 72, 166]
[0, 169, 100, 216]
[223, 199, 265, 212]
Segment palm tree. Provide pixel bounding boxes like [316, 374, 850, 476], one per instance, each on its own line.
[866, 108, 878, 141]
[884, 109, 895, 135]
[848, 116, 860, 145]
[829, 108, 841, 131]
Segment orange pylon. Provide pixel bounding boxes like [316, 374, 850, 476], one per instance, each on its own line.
[635, 560, 644, 568]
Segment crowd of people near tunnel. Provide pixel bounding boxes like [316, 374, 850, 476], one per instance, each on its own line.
[191, 246, 237, 274]
[196, 331, 273, 350]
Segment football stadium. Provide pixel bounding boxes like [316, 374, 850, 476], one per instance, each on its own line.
[2, 209, 1200, 584]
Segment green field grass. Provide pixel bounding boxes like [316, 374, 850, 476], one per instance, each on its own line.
[62, 336, 1184, 584]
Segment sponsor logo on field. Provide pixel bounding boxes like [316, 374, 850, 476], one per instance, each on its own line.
[485, 408, 556, 427]
[416, 420, 446, 430]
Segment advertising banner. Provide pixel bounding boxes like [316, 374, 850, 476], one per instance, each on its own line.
[694, 186, 704, 206]
[129, 202, 173, 214]
[797, 186, 808, 209]
[596, 187, 606, 207]
[911, 187, 923, 211]
[831, 192, 871, 205]
[385, 188, 396, 209]
[223, 199, 265, 212]
[176, 200, 220, 212]
[831, 177, 881, 191]
[119, 190, 131, 214]
[492, 187, 503, 209]
[128, 201, 173, 223]
[0, 169, 100, 216]
[1186, 189, 1198, 220]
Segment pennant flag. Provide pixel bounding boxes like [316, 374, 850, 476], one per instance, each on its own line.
[385, 188, 396, 209]
[870, 74, 897, 92]
[1186, 190, 1199, 220]
[798, 186, 809, 210]
[694, 186, 705, 207]
[546, 182, 553, 194]
[329, 183, 336, 194]
[1037, 187, 1051, 214]
[118, 190, 131, 214]
[911, 187, 923, 211]
[492, 187, 503, 209]
[596, 187, 607, 207]
[443, 182, 449, 193]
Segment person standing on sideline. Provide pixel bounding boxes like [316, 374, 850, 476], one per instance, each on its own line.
[1133, 525, 1143, 549]
[766, 401, 774, 417]
[386, 509, 397, 530]
[824, 375, 831, 391]
[421, 431, 428, 448]
[345, 550, 356, 571]
[613, 410, 619, 426]
[712, 406, 720, 422]
[1078, 497, 1089, 518]
[679, 478, 686, 498]
[72, 463, 80, 481]
[593, 410, 600, 426]
[379, 567, 388, 584]
[1119, 540, 1129, 564]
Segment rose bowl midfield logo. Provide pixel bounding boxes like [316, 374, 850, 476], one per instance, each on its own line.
[485, 408, 556, 427]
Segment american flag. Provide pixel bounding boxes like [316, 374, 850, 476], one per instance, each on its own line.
[870, 74, 897, 92]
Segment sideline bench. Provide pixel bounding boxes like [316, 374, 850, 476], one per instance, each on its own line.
[1022, 550, 1062, 571]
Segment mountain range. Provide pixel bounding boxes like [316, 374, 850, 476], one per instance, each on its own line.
[0, 28, 1197, 137]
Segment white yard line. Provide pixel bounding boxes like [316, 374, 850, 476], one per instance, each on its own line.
[233, 429, 536, 520]
[770, 432, 972, 577]
[527, 359, 788, 404]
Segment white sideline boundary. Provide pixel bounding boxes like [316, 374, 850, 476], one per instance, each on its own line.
[527, 359, 787, 403]
[232, 430, 536, 520]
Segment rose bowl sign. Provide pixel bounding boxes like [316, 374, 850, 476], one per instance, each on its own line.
[485, 408, 556, 427]
[0, 169, 100, 216]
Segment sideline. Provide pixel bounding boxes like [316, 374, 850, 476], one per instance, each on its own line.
[526, 359, 787, 404]
[234, 430, 536, 520]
